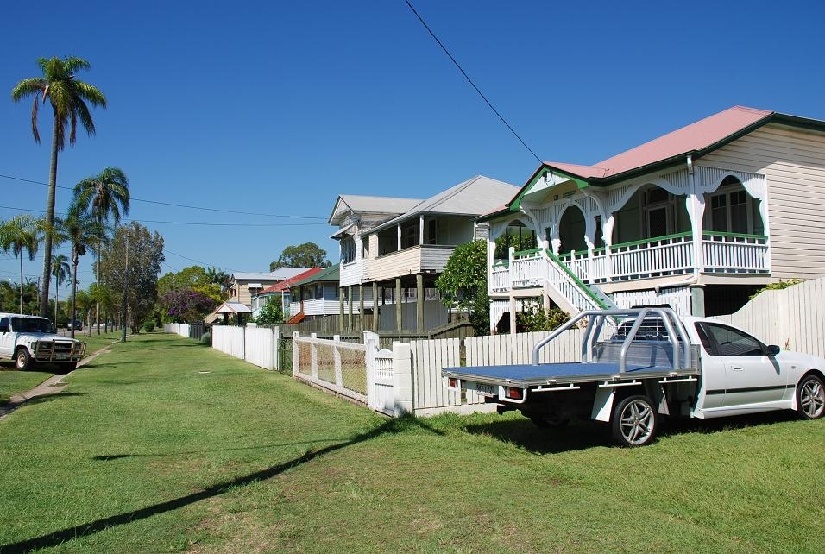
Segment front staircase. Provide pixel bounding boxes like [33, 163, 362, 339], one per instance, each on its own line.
[537, 250, 618, 315]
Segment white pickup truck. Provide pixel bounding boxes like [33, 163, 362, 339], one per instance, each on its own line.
[0, 313, 86, 373]
[443, 307, 825, 446]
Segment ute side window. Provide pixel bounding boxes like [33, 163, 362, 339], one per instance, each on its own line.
[696, 322, 765, 356]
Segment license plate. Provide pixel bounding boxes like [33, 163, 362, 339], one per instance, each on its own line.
[54, 354, 68, 360]
[473, 383, 496, 396]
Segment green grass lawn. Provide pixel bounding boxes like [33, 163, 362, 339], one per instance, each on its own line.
[1, 332, 823, 552]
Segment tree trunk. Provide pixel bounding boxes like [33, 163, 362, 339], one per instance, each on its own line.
[39, 118, 60, 318]
[71, 248, 79, 339]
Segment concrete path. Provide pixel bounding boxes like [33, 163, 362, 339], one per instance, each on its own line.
[0, 344, 114, 420]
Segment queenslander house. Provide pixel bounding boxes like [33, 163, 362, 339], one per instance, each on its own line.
[485, 106, 825, 332]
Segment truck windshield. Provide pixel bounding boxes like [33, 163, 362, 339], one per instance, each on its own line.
[12, 317, 52, 333]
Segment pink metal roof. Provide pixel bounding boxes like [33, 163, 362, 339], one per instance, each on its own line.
[544, 106, 774, 180]
[259, 267, 323, 294]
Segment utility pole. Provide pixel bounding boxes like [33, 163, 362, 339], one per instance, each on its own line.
[121, 234, 129, 342]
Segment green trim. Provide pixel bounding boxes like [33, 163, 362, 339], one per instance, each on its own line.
[610, 231, 693, 250]
[544, 250, 609, 310]
[492, 260, 510, 268]
[513, 248, 542, 257]
[509, 167, 590, 212]
[701, 231, 768, 240]
[558, 249, 589, 260]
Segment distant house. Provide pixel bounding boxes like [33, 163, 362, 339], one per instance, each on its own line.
[251, 267, 322, 319]
[330, 175, 519, 331]
[227, 268, 309, 309]
[287, 265, 341, 323]
[484, 105, 825, 331]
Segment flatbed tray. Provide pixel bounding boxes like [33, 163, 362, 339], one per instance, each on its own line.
[443, 361, 700, 388]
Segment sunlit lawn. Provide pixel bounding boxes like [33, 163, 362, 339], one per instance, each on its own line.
[1, 332, 823, 552]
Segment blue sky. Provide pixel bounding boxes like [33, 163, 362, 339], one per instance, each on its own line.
[2, 0, 824, 298]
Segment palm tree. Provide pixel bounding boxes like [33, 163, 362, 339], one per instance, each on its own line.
[58, 203, 105, 338]
[51, 253, 70, 324]
[73, 167, 129, 334]
[12, 56, 107, 319]
[0, 215, 44, 313]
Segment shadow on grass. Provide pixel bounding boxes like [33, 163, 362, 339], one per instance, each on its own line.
[2, 415, 437, 552]
[89, 437, 360, 461]
[463, 410, 804, 454]
[24, 392, 85, 406]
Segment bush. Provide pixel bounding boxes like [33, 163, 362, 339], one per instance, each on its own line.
[142, 321, 155, 332]
[200, 331, 212, 346]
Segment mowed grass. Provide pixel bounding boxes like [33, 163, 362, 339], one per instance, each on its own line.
[0, 333, 823, 553]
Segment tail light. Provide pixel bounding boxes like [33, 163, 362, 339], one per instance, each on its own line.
[448, 377, 458, 388]
[505, 387, 524, 401]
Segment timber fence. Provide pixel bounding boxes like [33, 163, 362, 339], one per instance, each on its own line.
[177, 277, 825, 417]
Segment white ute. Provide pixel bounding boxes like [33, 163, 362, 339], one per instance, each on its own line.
[0, 313, 86, 374]
[443, 307, 825, 446]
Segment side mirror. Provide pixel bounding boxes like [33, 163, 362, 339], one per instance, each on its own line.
[766, 344, 781, 357]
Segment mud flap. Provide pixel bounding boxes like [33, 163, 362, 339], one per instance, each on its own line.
[653, 384, 670, 416]
[591, 388, 615, 422]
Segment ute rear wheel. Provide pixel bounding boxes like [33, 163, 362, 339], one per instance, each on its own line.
[797, 374, 825, 420]
[611, 394, 657, 447]
[14, 348, 31, 370]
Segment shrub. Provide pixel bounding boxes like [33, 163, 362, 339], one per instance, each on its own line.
[142, 320, 155, 332]
[200, 331, 212, 346]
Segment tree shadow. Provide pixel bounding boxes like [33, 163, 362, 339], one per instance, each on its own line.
[89, 438, 357, 461]
[1, 415, 436, 551]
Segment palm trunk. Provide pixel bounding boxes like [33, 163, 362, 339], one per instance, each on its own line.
[39, 120, 59, 318]
[19, 255, 23, 314]
[71, 251, 79, 339]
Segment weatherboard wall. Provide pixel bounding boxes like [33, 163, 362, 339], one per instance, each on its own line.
[698, 123, 825, 280]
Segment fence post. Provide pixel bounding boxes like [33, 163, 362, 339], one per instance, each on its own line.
[363, 331, 379, 409]
[311, 332, 319, 380]
[273, 326, 281, 371]
[392, 342, 413, 416]
[333, 335, 343, 388]
[292, 331, 300, 377]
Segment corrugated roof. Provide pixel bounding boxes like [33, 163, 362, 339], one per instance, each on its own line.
[543, 106, 774, 181]
[329, 194, 423, 225]
[231, 268, 311, 282]
[259, 267, 323, 294]
[290, 264, 340, 286]
[370, 175, 518, 233]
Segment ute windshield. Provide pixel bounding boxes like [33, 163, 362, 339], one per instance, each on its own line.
[12, 317, 53, 333]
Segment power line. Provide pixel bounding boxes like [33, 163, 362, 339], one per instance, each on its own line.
[403, 0, 542, 164]
[0, 173, 327, 220]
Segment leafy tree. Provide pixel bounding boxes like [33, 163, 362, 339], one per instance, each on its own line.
[253, 299, 284, 325]
[205, 266, 231, 297]
[157, 266, 223, 322]
[99, 222, 164, 333]
[73, 167, 130, 333]
[0, 215, 44, 313]
[270, 242, 331, 271]
[12, 56, 107, 318]
[436, 240, 490, 335]
[51, 253, 70, 323]
[161, 289, 217, 323]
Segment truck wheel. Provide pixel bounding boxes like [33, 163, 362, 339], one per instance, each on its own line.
[797, 374, 825, 420]
[15, 349, 31, 370]
[611, 394, 657, 447]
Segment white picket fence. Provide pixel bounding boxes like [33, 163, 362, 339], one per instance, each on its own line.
[195, 277, 825, 418]
[210, 325, 282, 370]
[163, 323, 191, 338]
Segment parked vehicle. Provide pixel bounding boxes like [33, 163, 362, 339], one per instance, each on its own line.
[66, 319, 83, 331]
[0, 313, 86, 374]
[443, 307, 825, 446]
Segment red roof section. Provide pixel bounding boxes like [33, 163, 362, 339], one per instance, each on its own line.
[258, 267, 322, 294]
[544, 106, 773, 180]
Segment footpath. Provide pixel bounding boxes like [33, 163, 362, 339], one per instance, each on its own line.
[0, 344, 114, 420]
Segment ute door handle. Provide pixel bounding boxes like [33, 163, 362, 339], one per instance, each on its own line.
[730, 366, 744, 371]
